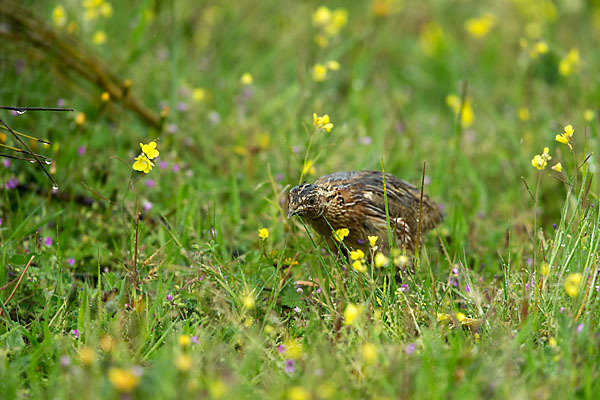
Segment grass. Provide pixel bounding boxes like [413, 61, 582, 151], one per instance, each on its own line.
[1, 0, 600, 398]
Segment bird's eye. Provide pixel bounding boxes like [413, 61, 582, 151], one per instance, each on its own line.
[308, 198, 315, 205]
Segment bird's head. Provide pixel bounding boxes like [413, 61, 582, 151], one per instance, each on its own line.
[287, 184, 326, 219]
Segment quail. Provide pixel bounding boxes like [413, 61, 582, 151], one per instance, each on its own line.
[287, 170, 443, 254]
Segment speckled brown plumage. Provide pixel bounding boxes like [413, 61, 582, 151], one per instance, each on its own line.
[287, 170, 443, 254]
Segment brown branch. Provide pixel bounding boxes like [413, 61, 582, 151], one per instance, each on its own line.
[1, 255, 34, 316]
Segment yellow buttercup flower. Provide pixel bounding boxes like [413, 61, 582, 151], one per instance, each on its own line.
[312, 113, 334, 132]
[258, 228, 269, 239]
[464, 13, 496, 38]
[584, 109, 595, 122]
[334, 228, 349, 242]
[326, 60, 340, 71]
[352, 260, 367, 273]
[368, 235, 378, 247]
[100, 3, 113, 17]
[175, 354, 193, 372]
[559, 49, 580, 76]
[361, 343, 377, 365]
[343, 303, 363, 325]
[132, 154, 154, 173]
[312, 64, 328, 82]
[456, 312, 466, 322]
[242, 292, 255, 310]
[288, 386, 311, 400]
[374, 252, 389, 268]
[518, 107, 530, 122]
[240, 73, 253, 85]
[312, 6, 332, 27]
[178, 335, 191, 348]
[108, 368, 140, 393]
[92, 30, 107, 45]
[564, 273, 582, 298]
[140, 141, 159, 159]
[52, 5, 67, 28]
[350, 249, 365, 260]
[193, 88, 207, 102]
[551, 163, 562, 172]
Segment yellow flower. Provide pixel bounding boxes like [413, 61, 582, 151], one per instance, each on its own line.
[83, 0, 104, 8]
[175, 354, 193, 372]
[75, 112, 86, 126]
[559, 49, 580, 76]
[92, 30, 107, 45]
[140, 141, 159, 159]
[101, 92, 110, 102]
[374, 252, 389, 268]
[350, 249, 365, 260]
[464, 13, 496, 38]
[361, 343, 377, 365]
[240, 73, 253, 85]
[52, 5, 67, 28]
[100, 335, 116, 352]
[352, 260, 367, 273]
[312, 113, 334, 132]
[178, 334, 191, 348]
[548, 337, 557, 348]
[258, 228, 269, 239]
[368, 235, 378, 247]
[446, 94, 474, 128]
[584, 109, 595, 122]
[563, 124, 574, 137]
[343, 303, 363, 325]
[420, 21, 444, 56]
[529, 41, 549, 58]
[79, 346, 97, 366]
[334, 228, 349, 242]
[302, 159, 316, 176]
[209, 380, 228, 398]
[84, 8, 99, 21]
[288, 386, 311, 400]
[518, 107, 530, 122]
[193, 88, 207, 102]
[100, 2, 113, 17]
[564, 273, 582, 298]
[394, 254, 409, 267]
[551, 162, 562, 172]
[326, 60, 340, 71]
[326, 9, 348, 36]
[284, 339, 303, 359]
[108, 368, 140, 393]
[312, 64, 328, 82]
[456, 312, 466, 322]
[541, 263, 550, 276]
[531, 147, 551, 170]
[312, 6, 332, 27]
[132, 154, 154, 174]
[555, 134, 569, 145]
[242, 293, 255, 310]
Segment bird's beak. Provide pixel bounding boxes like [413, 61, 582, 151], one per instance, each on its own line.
[287, 210, 295, 219]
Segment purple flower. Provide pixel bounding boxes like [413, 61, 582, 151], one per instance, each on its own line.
[72, 329, 79, 339]
[208, 111, 221, 125]
[192, 335, 199, 344]
[465, 284, 470, 292]
[277, 345, 286, 354]
[296, 287, 303, 294]
[400, 284, 409, 292]
[172, 163, 180, 173]
[5, 177, 18, 190]
[450, 277, 458, 287]
[44, 237, 53, 246]
[560, 307, 565, 313]
[0, 217, 2, 226]
[177, 102, 188, 112]
[451, 267, 459, 275]
[145, 179, 155, 188]
[77, 146, 86, 156]
[294, 306, 301, 313]
[359, 136, 372, 145]
[577, 323, 584, 333]
[57, 98, 66, 107]
[60, 355, 71, 368]
[67, 257, 75, 265]
[316, 288, 321, 294]
[405, 343, 417, 355]
[166, 294, 173, 301]
[159, 161, 168, 169]
[275, 173, 283, 182]
[143, 201, 153, 211]
[167, 124, 178, 134]
[2, 159, 9, 168]
[284, 359, 296, 373]
[553, 223, 557, 230]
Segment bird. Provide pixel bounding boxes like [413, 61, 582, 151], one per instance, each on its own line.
[287, 170, 443, 255]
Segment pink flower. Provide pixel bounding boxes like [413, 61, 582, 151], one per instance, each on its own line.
[77, 146, 86, 156]
[44, 237, 53, 246]
[67, 257, 75, 265]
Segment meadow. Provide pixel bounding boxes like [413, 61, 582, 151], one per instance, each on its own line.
[1, 0, 600, 398]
